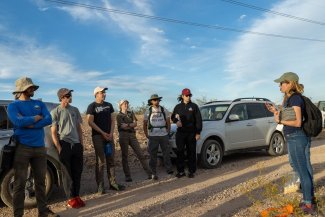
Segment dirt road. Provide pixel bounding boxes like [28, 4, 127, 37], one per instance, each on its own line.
[2, 137, 324, 217]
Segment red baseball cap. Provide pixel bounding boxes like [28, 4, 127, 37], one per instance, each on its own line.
[182, 88, 192, 96]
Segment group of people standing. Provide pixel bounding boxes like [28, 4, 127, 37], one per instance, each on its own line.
[7, 76, 202, 217]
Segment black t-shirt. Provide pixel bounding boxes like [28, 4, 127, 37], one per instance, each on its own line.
[86, 101, 114, 136]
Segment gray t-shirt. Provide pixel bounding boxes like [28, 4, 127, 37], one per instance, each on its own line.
[51, 105, 82, 144]
[144, 106, 169, 137]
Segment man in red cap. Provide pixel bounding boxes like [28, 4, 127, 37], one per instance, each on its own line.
[171, 88, 202, 178]
[51, 88, 85, 208]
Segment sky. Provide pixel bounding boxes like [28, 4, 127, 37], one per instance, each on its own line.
[1, 0, 325, 112]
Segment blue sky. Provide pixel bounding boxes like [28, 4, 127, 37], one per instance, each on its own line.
[1, 0, 325, 112]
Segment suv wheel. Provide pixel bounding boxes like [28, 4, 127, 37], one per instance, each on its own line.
[0, 166, 54, 208]
[268, 132, 286, 156]
[200, 139, 223, 169]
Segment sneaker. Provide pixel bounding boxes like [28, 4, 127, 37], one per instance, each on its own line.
[76, 196, 85, 207]
[151, 174, 158, 180]
[110, 183, 125, 191]
[97, 184, 106, 195]
[125, 177, 133, 182]
[300, 202, 316, 215]
[67, 198, 81, 209]
[176, 172, 186, 178]
[39, 208, 60, 217]
[188, 173, 195, 178]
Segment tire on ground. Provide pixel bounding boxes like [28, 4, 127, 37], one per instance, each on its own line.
[268, 132, 286, 156]
[200, 139, 223, 169]
[0, 166, 54, 208]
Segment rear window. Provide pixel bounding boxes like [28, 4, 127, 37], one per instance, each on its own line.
[200, 104, 230, 121]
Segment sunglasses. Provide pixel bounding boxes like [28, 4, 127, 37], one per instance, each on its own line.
[184, 94, 192, 97]
[64, 94, 72, 98]
[152, 99, 160, 101]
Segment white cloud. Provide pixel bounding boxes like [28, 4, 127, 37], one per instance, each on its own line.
[238, 14, 246, 22]
[224, 0, 325, 102]
[53, 0, 170, 64]
[0, 28, 105, 83]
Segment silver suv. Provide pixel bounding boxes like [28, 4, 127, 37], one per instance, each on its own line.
[0, 100, 70, 208]
[168, 98, 285, 168]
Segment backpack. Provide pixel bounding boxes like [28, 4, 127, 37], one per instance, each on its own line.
[287, 94, 322, 137]
[301, 95, 323, 137]
[147, 106, 167, 130]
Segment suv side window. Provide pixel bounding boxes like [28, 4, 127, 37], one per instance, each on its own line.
[228, 104, 248, 121]
[246, 103, 267, 119]
[0, 106, 12, 130]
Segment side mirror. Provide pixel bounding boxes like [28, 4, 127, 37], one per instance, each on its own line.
[229, 114, 240, 121]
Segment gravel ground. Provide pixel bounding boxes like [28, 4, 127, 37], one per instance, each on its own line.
[1, 117, 325, 217]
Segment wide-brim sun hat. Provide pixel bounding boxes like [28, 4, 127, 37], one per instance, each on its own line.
[147, 94, 162, 104]
[12, 77, 39, 94]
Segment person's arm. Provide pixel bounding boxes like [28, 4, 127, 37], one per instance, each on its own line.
[8, 103, 38, 127]
[51, 124, 62, 153]
[87, 114, 110, 140]
[76, 109, 83, 145]
[164, 108, 171, 133]
[194, 104, 202, 140]
[129, 111, 137, 128]
[32, 102, 52, 128]
[143, 111, 149, 138]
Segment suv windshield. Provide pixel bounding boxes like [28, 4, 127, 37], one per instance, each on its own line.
[200, 104, 230, 121]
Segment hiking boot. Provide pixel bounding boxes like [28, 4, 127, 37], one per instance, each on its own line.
[167, 170, 174, 175]
[151, 174, 158, 180]
[76, 196, 85, 207]
[38, 208, 60, 217]
[110, 183, 125, 191]
[67, 197, 81, 209]
[125, 177, 133, 182]
[300, 202, 317, 215]
[176, 172, 186, 178]
[97, 184, 105, 195]
[188, 173, 195, 178]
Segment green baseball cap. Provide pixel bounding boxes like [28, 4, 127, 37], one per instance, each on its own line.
[274, 72, 299, 83]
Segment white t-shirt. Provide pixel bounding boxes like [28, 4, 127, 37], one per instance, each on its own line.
[144, 106, 169, 136]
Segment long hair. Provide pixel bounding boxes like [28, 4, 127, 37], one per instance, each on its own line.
[282, 80, 304, 105]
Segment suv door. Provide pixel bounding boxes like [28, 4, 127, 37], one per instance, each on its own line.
[0, 105, 12, 147]
[246, 103, 271, 146]
[225, 103, 253, 150]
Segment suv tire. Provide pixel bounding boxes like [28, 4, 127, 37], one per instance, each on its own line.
[268, 132, 286, 156]
[200, 139, 223, 169]
[0, 166, 54, 208]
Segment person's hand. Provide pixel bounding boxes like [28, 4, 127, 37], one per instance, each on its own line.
[108, 133, 113, 141]
[176, 121, 182, 128]
[56, 145, 62, 154]
[195, 134, 200, 141]
[34, 115, 43, 122]
[121, 123, 128, 129]
[102, 132, 110, 141]
[265, 102, 277, 114]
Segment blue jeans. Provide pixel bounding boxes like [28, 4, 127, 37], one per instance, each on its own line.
[285, 129, 314, 203]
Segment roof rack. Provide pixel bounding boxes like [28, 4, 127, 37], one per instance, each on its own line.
[204, 100, 231, 105]
[232, 97, 271, 102]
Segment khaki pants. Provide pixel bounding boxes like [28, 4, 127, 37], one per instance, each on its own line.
[119, 131, 151, 178]
[92, 135, 116, 186]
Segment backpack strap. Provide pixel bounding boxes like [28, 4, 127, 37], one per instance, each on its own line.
[147, 106, 167, 131]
